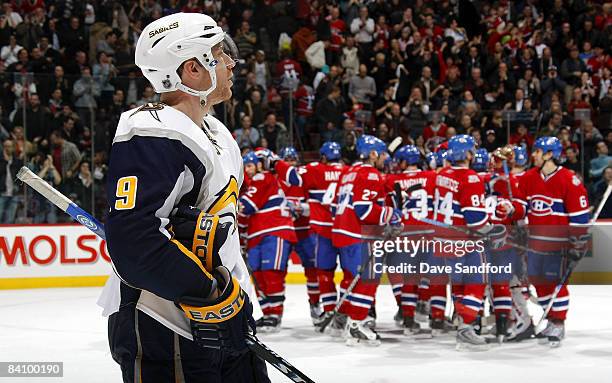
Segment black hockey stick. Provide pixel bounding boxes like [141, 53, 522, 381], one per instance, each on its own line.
[16, 166, 316, 383]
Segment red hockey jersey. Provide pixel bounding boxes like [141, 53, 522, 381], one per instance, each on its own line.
[332, 164, 394, 247]
[385, 169, 437, 235]
[239, 171, 297, 248]
[433, 166, 488, 240]
[275, 160, 344, 239]
[278, 172, 310, 241]
[516, 167, 590, 252]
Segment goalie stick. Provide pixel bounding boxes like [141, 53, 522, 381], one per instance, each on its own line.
[16, 166, 316, 383]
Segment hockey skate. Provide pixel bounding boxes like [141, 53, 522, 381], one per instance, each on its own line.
[393, 307, 403, 327]
[506, 315, 535, 342]
[403, 316, 432, 338]
[415, 300, 430, 323]
[320, 312, 347, 338]
[257, 315, 282, 333]
[345, 318, 382, 347]
[430, 318, 455, 336]
[310, 303, 323, 326]
[536, 319, 565, 348]
[456, 320, 489, 351]
[364, 306, 377, 330]
[485, 313, 509, 344]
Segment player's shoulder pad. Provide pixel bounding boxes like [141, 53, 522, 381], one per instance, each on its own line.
[115, 103, 200, 144]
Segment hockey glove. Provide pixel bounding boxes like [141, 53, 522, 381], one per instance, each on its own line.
[178, 265, 256, 354]
[568, 234, 590, 261]
[170, 205, 231, 271]
[479, 224, 507, 250]
[494, 198, 515, 220]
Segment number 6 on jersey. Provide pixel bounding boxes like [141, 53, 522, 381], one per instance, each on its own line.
[115, 176, 138, 210]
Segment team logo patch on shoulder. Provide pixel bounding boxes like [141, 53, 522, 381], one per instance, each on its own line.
[252, 173, 265, 181]
[468, 175, 480, 183]
[572, 175, 581, 186]
[368, 173, 380, 181]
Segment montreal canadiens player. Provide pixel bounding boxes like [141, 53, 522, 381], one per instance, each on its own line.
[101, 13, 268, 382]
[276, 146, 322, 323]
[239, 151, 297, 332]
[514, 137, 590, 347]
[433, 135, 505, 350]
[481, 146, 527, 343]
[332, 135, 403, 346]
[274, 142, 345, 330]
[384, 145, 439, 335]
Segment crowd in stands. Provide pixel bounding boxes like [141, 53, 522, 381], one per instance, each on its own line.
[0, 0, 611, 224]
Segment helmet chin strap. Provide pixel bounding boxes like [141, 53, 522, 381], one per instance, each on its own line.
[538, 153, 557, 174]
[174, 64, 218, 109]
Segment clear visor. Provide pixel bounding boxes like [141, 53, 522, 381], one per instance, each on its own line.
[220, 34, 243, 70]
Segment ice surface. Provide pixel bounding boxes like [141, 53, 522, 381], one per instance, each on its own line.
[1, 285, 611, 383]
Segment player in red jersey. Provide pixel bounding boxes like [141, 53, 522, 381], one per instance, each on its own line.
[514, 137, 590, 347]
[332, 135, 402, 346]
[433, 135, 505, 350]
[239, 151, 297, 332]
[512, 145, 528, 179]
[477, 146, 527, 342]
[384, 145, 441, 335]
[277, 146, 322, 324]
[274, 142, 346, 330]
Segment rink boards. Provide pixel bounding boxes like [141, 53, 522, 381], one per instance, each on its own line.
[1, 222, 612, 289]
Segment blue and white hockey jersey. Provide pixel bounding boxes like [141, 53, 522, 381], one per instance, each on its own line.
[98, 103, 261, 340]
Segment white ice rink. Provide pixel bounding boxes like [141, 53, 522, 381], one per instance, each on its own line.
[1, 284, 611, 383]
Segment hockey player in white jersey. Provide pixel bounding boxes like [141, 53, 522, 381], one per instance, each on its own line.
[99, 13, 269, 382]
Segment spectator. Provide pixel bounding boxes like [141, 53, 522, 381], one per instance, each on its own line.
[590, 141, 612, 181]
[348, 64, 376, 106]
[257, 112, 289, 153]
[565, 147, 582, 175]
[0, 138, 23, 223]
[65, 50, 89, 76]
[96, 31, 117, 56]
[49, 129, 81, 185]
[315, 86, 345, 143]
[72, 66, 100, 127]
[233, 115, 259, 150]
[93, 52, 118, 109]
[341, 130, 358, 164]
[135, 85, 158, 106]
[591, 166, 612, 219]
[509, 123, 535, 151]
[423, 113, 448, 141]
[249, 50, 271, 95]
[13, 93, 49, 143]
[402, 87, 429, 139]
[234, 21, 256, 60]
[341, 35, 359, 77]
[60, 16, 87, 58]
[561, 47, 587, 87]
[350, 6, 375, 60]
[0, 34, 22, 66]
[27, 152, 61, 223]
[71, 160, 93, 210]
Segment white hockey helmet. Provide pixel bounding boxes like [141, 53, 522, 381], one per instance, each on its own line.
[135, 13, 238, 105]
